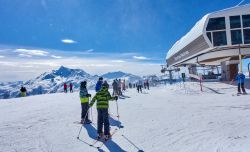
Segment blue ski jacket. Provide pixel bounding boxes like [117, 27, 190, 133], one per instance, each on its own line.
[236, 73, 245, 84]
[95, 80, 103, 92]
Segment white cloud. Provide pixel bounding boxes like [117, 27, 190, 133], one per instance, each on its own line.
[111, 60, 126, 63]
[14, 49, 49, 56]
[51, 55, 62, 59]
[0, 55, 5, 58]
[0, 56, 162, 81]
[80, 49, 94, 54]
[85, 49, 94, 53]
[133, 56, 150, 60]
[19, 54, 32, 58]
[61, 39, 77, 44]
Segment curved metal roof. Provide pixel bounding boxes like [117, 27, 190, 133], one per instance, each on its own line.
[166, 14, 209, 60]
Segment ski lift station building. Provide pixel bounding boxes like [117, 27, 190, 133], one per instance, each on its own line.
[166, 4, 250, 80]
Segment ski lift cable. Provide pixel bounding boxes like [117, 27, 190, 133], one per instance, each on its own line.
[236, 0, 245, 6]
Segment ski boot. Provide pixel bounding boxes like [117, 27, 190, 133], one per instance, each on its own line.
[104, 134, 111, 141]
[97, 133, 104, 140]
[84, 119, 92, 124]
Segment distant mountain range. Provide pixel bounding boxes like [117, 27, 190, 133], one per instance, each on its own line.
[0, 66, 142, 99]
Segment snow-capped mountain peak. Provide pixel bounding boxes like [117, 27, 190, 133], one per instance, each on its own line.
[0, 67, 143, 99]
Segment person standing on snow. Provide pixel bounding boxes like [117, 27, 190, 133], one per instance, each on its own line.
[95, 77, 103, 92]
[70, 83, 73, 93]
[122, 79, 126, 91]
[79, 81, 92, 124]
[118, 79, 122, 96]
[112, 79, 118, 96]
[20, 86, 27, 97]
[64, 83, 67, 93]
[233, 72, 247, 94]
[89, 83, 118, 140]
[103, 80, 109, 89]
[145, 79, 150, 90]
[136, 80, 143, 93]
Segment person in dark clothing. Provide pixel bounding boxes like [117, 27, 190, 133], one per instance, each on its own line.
[112, 79, 119, 96]
[136, 80, 143, 93]
[70, 83, 73, 93]
[79, 81, 92, 124]
[103, 80, 109, 89]
[95, 77, 103, 92]
[145, 79, 150, 90]
[235, 72, 247, 94]
[64, 83, 67, 93]
[20, 86, 27, 97]
[118, 79, 122, 96]
[89, 83, 118, 140]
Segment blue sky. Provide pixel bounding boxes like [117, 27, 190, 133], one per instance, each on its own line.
[0, 0, 250, 81]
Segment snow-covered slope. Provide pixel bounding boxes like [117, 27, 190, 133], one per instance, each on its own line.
[1, 82, 250, 152]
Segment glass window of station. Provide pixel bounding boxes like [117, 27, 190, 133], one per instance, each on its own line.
[230, 16, 241, 29]
[228, 14, 250, 45]
[206, 17, 227, 46]
[206, 17, 226, 31]
[242, 14, 250, 44]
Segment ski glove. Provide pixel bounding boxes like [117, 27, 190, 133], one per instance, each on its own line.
[114, 96, 118, 101]
[87, 94, 91, 97]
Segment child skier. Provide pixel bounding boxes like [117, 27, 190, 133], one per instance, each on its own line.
[79, 81, 92, 124]
[89, 83, 118, 140]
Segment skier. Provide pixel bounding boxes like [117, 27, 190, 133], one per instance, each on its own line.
[143, 81, 146, 89]
[79, 81, 92, 124]
[136, 80, 143, 93]
[118, 79, 122, 96]
[89, 83, 118, 140]
[112, 79, 118, 96]
[233, 72, 247, 95]
[145, 79, 150, 90]
[64, 83, 67, 93]
[70, 83, 73, 93]
[95, 77, 103, 92]
[103, 80, 109, 89]
[20, 86, 27, 97]
[122, 79, 126, 91]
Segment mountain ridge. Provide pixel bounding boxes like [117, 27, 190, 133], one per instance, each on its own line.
[0, 66, 142, 99]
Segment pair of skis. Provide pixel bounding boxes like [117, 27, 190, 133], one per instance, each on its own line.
[77, 128, 118, 149]
[90, 128, 118, 149]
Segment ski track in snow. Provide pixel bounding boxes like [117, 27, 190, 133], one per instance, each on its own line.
[1, 82, 250, 152]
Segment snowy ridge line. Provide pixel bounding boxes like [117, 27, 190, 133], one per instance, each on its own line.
[0, 66, 145, 99]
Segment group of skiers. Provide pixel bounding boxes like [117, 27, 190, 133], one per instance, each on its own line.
[79, 77, 118, 141]
[112, 79, 126, 96]
[64, 83, 73, 93]
[135, 79, 150, 93]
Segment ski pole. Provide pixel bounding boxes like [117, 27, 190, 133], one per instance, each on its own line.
[121, 134, 144, 152]
[89, 97, 94, 122]
[90, 107, 93, 123]
[77, 108, 90, 139]
[115, 99, 120, 120]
